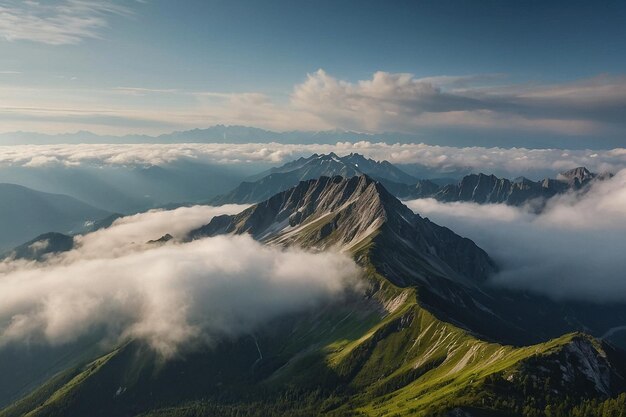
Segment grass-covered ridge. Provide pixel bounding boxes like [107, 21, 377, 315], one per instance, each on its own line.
[2, 176, 625, 417]
[2, 268, 621, 417]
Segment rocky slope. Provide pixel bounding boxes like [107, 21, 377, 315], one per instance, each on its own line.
[210, 152, 421, 204]
[431, 167, 608, 206]
[194, 175, 495, 288]
[212, 152, 609, 210]
[194, 175, 626, 345]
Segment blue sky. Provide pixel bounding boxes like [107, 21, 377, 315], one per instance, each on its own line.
[1, 0, 625, 148]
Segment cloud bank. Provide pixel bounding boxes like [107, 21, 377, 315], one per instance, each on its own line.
[0, 205, 360, 357]
[293, 71, 626, 136]
[406, 169, 626, 302]
[1, 142, 624, 178]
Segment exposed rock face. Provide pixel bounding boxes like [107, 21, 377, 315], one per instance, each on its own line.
[212, 152, 610, 210]
[192, 175, 496, 289]
[433, 173, 561, 204]
[210, 152, 418, 204]
[431, 166, 606, 206]
[191, 174, 626, 347]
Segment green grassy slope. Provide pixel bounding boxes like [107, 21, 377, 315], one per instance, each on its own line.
[2, 270, 622, 417]
[3, 178, 625, 417]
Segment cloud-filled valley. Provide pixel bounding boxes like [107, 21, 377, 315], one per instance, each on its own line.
[1, 142, 625, 179]
[406, 168, 626, 302]
[0, 205, 361, 357]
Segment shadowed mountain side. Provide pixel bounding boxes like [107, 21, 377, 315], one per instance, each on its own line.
[4, 232, 74, 261]
[0, 183, 110, 251]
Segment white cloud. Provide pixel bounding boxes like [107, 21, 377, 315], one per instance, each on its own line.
[1, 70, 625, 139]
[405, 169, 626, 302]
[291, 70, 626, 135]
[0, 0, 131, 45]
[0, 205, 361, 357]
[1, 142, 625, 178]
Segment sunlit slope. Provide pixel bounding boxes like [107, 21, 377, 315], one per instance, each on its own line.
[2, 175, 625, 417]
[4, 281, 622, 417]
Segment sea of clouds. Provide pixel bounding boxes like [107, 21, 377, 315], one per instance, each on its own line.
[0, 205, 361, 357]
[406, 168, 626, 302]
[1, 142, 625, 177]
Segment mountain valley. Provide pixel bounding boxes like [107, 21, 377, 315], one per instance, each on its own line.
[3, 175, 626, 417]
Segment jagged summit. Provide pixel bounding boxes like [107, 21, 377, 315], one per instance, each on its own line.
[249, 151, 416, 182]
[192, 175, 495, 288]
[558, 166, 596, 187]
[211, 152, 417, 205]
[195, 175, 391, 244]
[432, 166, 609, 206]
[212, 153, 611, 208]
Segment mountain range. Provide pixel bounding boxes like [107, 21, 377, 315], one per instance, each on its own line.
[0, 126, 419, 146]
[0, 160, 251, 214]
[212, 153, 608, 209]
[210, 152, 432, 205]
[2, 126, 624, 149]
[0, 183, 110, 251]
[4, 175, 626, 417]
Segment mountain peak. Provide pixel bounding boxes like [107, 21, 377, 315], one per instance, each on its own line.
[194, 175, 390, 248]
[213, 152, 418, 205]
[557, 166, 596, 188]
[558, 166, 594, 180]
[192, 174, 494, 287]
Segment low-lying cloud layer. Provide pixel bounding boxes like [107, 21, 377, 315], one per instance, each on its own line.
[1, 142, 625, 178]
[0, 205, 360, 357]
[406, 169, 626, 302]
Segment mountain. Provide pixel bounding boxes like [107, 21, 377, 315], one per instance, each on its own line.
[0, 126, 420, 145]
[1, 160, 251, 214]
[6, 176, 626, 417]
[5, 232, 74, 261]
[195, 175, 494, 288]
[0, 184, 110, 251]
[250, 152, 417, 184]
[211, 150, 607, 209]
[431, 167, 606, 206]
[2, 126, 624, 149]
[210, 152, 434, 204]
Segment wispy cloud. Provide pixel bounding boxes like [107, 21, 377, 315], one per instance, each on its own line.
[0, 0, 132, 45]
[291, 70, 626, 135]
[113, 87, 180, 96]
